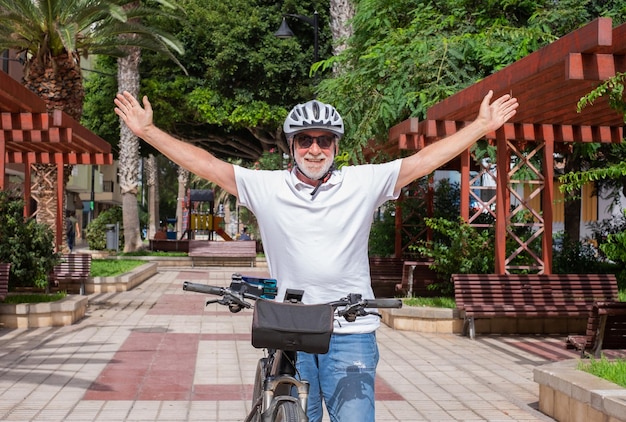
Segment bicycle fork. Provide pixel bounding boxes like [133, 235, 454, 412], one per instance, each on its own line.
[261, 375, 309, 422]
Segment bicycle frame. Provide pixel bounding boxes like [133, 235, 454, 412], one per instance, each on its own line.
[183, 274, 402, 422]
[245, 349, 308, 422]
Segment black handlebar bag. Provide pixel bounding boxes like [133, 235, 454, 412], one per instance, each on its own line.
[252, 299, 334, 354]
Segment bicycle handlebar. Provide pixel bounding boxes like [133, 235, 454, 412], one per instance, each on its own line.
[182, 282, 224, 296]
[183, 275, 402, 320]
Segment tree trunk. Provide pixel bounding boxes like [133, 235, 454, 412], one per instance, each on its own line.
[177, 167, 189, 237]
[117, 43, 144, 252]
[146, 154, 159, 239]
[563, 154, 581, 242]
[329, 0, 355, 56]
[23, 53, 84, 251]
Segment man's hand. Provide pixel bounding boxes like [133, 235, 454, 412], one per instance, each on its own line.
[114, 91, 154, 138]
[477, 90, 518, 133]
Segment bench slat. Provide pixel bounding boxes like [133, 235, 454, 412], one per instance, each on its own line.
[369, 257, 404, 298]
[453, 273, 619, 339]
[51, 254, 92, 295]
[188, 240, 256, 267]
[567, 301, 626, 357]
[0, 263, 10, 301]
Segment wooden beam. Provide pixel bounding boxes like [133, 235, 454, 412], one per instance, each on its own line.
[388, 117, 419, 143]
[567, 53, 617, 80]
[0, 71, 47, 113]
[0, 139, 5, 190]
[427, 18, 614, 121]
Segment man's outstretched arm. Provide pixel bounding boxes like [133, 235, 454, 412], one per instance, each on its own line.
[114, 91, 238, 196]
[395, 90, 518, 191]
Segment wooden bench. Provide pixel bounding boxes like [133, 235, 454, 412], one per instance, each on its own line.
[369, 257, 404, 298]
[149, 239, 189, 253]
[453, 274, 619, 339]
[0, 263, 10, 301]
[188, 240, 257, 267]
[395, 260, 439, 297]
[566, 301, 626, 357]
[50, 254, 92, 295]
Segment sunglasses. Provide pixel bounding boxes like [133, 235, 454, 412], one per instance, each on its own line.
[293, 134, 336, 149]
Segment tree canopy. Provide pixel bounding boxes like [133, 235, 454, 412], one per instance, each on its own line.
[83, 0, 332, 161]
[83, 0, 626, 166]
[315, 0, 626, 162]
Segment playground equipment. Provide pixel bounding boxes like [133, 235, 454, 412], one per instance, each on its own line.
[182, 189, 232, 241]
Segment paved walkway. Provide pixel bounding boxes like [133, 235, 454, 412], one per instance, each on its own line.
[0, 266, 560, 421]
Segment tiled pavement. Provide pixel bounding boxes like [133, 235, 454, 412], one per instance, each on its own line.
[0, 266, 577, 421]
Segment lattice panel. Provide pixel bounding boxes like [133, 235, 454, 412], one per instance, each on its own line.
[468, 155, 497, 227]
[505, 140, 546, 273]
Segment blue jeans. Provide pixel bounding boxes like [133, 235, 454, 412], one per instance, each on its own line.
[296, 332, 379, 422]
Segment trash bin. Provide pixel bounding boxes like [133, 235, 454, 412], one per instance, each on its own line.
[105, 223, 119, 251]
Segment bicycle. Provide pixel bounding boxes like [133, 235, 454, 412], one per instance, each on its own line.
[183, 273, 402, 422]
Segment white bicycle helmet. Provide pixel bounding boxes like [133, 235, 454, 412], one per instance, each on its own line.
[283, 100, 344, 138]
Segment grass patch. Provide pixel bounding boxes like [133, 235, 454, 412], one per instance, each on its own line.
[121, 250, 187, 257]
[402, 297, 456, 308]
[578, 356, 626, 388]
[91, 259, 146, 277]
[2, 291, 67, 304]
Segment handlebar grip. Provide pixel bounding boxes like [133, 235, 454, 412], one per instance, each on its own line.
[182, 281, 224, 296]
[364, 298, 403, 309]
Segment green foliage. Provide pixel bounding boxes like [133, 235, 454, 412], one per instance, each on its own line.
[253, 149, 291, 171]
[0, 0, 186, 69]
[85, 207, 124, 250]
[315, 0, 568, 162]
[84, 0, 331, 163]
[552, 233, 616, 274]
[587, 213, 626, 263]
[578, 356, 626, 388]
[2, 292, 66, 304]
[414, 217, 495, 294]
[0, 192, 60, 290]
[91, 259, 145, 277]
[369, 205, 397, 257]
[600, 230, 626, 265]
[560, 71, 626, 194]
[402, 296, 456, 308]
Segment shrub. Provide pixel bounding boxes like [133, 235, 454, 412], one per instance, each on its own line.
[85, 206, 124, 250]
[0, 192, 60, 290]
[414, 217, 494, 295]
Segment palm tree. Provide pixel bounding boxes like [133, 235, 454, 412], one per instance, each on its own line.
[0, 0, 185, 250]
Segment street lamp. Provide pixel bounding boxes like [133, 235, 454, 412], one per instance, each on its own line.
[274, 11, 319, 63]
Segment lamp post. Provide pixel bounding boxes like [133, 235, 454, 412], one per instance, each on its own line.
[274, 11, 319, 63]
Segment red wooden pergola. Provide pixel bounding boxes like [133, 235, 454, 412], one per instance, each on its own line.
[0, 69, 112, 250]
[389, 18, 625, 274]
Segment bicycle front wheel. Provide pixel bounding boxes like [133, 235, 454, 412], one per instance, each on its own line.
[250, 357, 268, 422]
[273, 401, 301, 422]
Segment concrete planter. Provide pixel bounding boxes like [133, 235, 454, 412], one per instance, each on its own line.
[0, 295, 88, 329]
[380, 306, 464, 333]
[89, 262, 157, 293]
[534, 360, 626, 422]
[0, 262, 157, 328]
[381, 306, 588, 336]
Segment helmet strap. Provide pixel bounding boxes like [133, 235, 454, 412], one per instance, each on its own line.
[309, 163, 336, 197]
[289, 136, 337, 197]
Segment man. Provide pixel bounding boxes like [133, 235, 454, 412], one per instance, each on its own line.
[153, 225, 168, 240]
[114, 91, 517, 421]
[66, 210, 80, 252]
[239, 227, 251, 240]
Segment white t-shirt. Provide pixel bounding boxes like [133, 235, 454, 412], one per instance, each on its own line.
[234, 159, 402, 333]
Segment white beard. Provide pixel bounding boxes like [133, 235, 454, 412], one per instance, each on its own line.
[295, 153, 334, 180]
